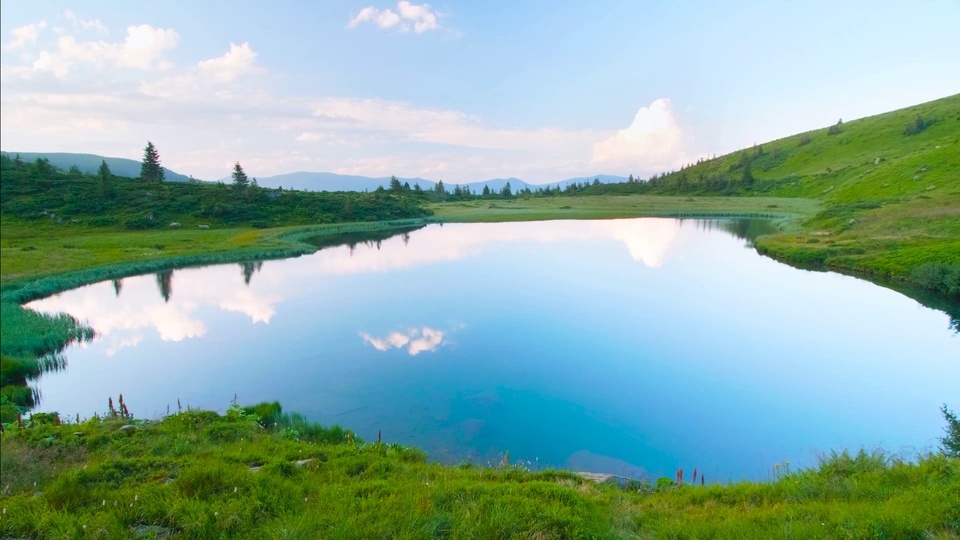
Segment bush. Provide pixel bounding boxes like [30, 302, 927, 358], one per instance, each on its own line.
[902, 115, 928, 135]
[911, 262, 960, 298]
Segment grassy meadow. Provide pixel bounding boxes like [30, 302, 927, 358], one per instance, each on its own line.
[1, 404, 957, 539]
[1, 97, 959, 538]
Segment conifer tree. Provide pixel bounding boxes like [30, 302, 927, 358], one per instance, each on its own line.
[140, 142, 164, 183]
[232, 162, 249, 188]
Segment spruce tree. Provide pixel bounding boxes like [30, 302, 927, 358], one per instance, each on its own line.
[140, 142, 164, 183]
[232, 162, 249, 187]
[98, 160, 112, 197]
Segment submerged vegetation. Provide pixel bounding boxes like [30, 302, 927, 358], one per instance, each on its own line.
[1, 401, 957, 539]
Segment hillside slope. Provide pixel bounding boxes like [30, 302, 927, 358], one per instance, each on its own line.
[1, 152, 196, 183]
[652, 94, 959, 284]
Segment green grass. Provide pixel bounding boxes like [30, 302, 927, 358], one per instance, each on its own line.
[1, 404, 957, 539]
[429, 195, 819, 229]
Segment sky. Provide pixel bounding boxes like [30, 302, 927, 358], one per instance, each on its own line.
[1, 1, 958, 183]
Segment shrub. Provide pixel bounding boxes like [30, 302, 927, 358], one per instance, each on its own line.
[911, 262, 960, 298]
[902, 115, 928, 136]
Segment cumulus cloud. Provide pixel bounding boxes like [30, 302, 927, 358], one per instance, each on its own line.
[348, 1, 440, 33]
[592, 98, 686, 170]
[197, 42, 261, 82]
[0, 16, 690, 182]
[30, 24, 179, 77]
[2, 21, 47, 50]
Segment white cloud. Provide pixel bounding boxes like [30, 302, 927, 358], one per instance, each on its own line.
[296, 132, 322, 142]
[1, 18, 689, 182]
[2, 21, 47, 50]
[30, 24, 179, 78]
[592, 98, 687, 170]
[348, 2, 440, 33]
[397, 1, 439, 33]
[197, 42, 261, 82]
[63, 9, 108, 34]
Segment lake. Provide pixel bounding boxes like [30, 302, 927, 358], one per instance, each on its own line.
[26, 218, 960, 481]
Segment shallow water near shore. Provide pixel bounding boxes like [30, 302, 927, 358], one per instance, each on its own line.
[27, 218, 959, 481]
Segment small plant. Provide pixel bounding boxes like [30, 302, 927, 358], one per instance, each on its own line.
[798, 134, 811, 146]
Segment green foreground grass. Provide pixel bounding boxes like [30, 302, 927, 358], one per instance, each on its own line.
[1, 404, 957, 539]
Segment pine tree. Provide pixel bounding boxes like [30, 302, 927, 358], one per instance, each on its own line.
[389, 175, 402, 192]
[97, 160, 112, 197]
[232, 162, 249, 188]
[140, 142, 164, 183]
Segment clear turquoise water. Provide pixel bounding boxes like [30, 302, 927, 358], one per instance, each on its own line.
[28, 219, 960, 481]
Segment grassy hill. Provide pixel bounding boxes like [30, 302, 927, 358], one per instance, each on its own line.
[1, 152, 197, 183]
[642, 94, 960, 289]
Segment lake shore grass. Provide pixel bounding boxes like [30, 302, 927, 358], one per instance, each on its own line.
[428, 194, 818, 228]
[1, 404, 957, 539]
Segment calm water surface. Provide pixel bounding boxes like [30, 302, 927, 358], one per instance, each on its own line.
[28, 219, 959, 481]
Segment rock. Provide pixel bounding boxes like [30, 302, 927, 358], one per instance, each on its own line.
[295, 459, 314, 467]
[117, 425, 137, 432]
[169, 222, 181, 228]
[577, 472, 613, 483]
[874, 157, 882, 164]
[73, 432, 84, 437]
[198, 224, 210, 229]
[849, 219, 857, 225]
[131, 525, 174, 539]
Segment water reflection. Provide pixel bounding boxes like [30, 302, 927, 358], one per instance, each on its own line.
[156, 270, 173, 303]
[240, 261, 264, 286]
[360, 326, 450, 356]
[23, 218, 959, 481]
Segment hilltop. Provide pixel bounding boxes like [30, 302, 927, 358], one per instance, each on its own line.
[0, 152, 197, 183]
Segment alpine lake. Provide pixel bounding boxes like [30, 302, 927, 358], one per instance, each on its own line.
[26, 218, 960, 482]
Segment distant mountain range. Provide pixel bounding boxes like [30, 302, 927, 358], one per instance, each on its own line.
[3, 152, 196, 183]
[253, 172, 630, 193]
[3, 151, 628, 192]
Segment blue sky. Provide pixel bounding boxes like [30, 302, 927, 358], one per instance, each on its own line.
[1, 1, 958, 183]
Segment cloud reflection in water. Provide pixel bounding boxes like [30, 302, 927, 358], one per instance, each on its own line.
[360, 326, 448, 356]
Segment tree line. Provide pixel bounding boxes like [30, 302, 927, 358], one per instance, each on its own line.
[0, 144, 430, 230]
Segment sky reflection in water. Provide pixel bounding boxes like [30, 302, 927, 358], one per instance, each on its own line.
[27, 219, 960, 481]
